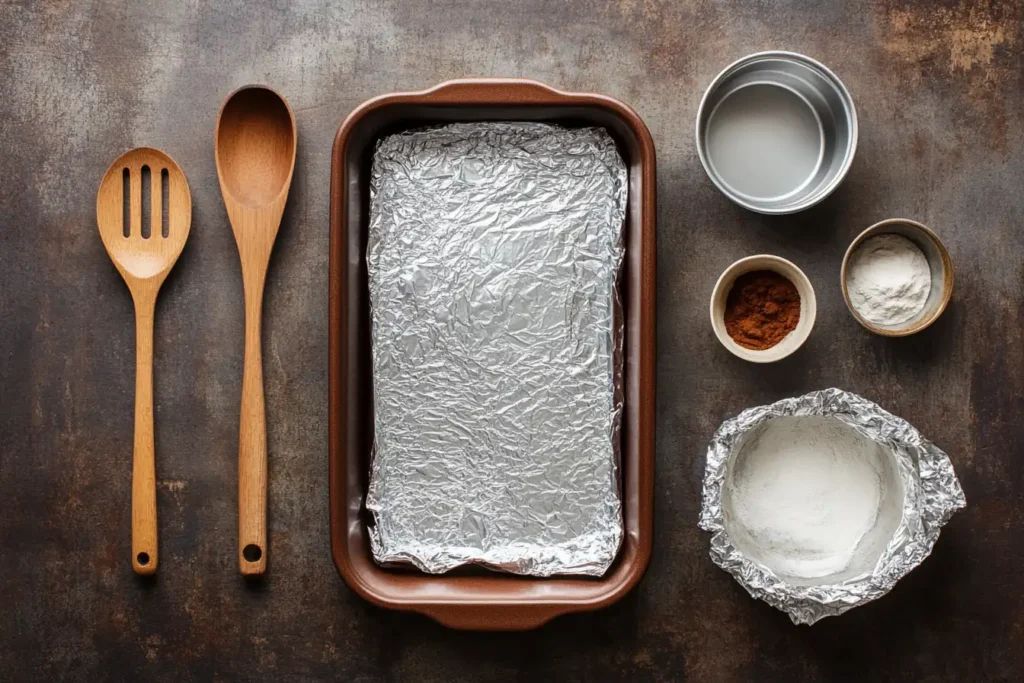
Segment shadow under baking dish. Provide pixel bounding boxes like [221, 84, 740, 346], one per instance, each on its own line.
[328, 80, 656, 631]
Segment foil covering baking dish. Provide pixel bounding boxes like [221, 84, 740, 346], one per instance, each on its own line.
[365, 122, 627, 576]
[700, 388, 966, 624]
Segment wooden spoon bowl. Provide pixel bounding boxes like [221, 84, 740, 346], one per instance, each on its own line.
[216, 87, 296, 210]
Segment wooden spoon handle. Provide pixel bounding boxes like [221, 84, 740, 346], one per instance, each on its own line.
[132, 293, 158, 575]
[239, 285, 268, 575]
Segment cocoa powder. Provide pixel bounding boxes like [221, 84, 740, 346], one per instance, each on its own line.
[724, 270, 801, 350]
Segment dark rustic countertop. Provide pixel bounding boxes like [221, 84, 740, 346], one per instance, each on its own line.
[2, 1, 1022, 681]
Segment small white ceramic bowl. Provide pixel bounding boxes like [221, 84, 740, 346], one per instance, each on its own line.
[710, 255, 817, 362]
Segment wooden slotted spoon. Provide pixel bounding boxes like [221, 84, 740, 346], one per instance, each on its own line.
[97, 147, 192, 575]
[215, 85, 297, 576]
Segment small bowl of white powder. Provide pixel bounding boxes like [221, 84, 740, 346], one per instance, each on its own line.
[841, 219, 953, 336]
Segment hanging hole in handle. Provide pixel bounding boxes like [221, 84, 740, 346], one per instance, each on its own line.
[136, 552, 150, 566]
[243, 544, 262, 562]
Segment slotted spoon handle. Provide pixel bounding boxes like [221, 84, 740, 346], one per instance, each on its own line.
[132, 291, 158, 575]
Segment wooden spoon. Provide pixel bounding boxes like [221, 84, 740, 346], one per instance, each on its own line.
[96, 147, 192, 575]
[215, 85, 297, 576]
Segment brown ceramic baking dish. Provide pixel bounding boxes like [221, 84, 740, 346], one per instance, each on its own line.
[329, 78, 656, 630]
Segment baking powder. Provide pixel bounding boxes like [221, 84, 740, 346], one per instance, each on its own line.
[724, 416, 887, 579]
[846, 234, 931, 326]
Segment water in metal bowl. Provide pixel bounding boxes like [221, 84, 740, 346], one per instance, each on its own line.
[696, 51, 858, 214]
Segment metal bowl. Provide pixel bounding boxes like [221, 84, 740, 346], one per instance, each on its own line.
[696, 51, 857, 214]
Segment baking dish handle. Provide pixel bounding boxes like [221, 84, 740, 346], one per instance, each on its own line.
[413, 78, 584, 105]
[414, 602, 576, 631]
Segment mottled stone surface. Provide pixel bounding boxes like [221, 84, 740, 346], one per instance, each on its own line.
[1, 1, 1022, 680]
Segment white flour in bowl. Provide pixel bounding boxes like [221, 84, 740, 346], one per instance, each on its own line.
[723, 416, 889, 580]
[846, 233, 931, 326]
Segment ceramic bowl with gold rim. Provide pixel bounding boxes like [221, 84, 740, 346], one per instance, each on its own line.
[841, 218, 953, 337]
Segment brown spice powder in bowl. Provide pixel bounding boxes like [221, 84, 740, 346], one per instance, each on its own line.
[724, 270, 801, 350]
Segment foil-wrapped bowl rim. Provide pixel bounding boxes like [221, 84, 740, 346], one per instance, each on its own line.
[699, 388, 966, 624]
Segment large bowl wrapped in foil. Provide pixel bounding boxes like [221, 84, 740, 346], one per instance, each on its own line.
[699, 388, 966, 624]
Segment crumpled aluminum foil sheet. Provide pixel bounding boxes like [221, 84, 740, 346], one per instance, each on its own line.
[699, 388, 966, 624]
[365, 122, 627, 576]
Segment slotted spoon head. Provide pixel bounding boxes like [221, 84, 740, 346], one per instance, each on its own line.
[97, 147, 191, 287]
